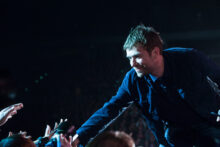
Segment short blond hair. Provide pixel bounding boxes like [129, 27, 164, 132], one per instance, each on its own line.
[123, 24, 163, 54]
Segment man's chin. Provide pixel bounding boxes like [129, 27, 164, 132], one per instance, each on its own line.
[136, 72, 145, 78]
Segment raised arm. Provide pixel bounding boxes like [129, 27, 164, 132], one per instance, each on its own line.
[0, 103, 23, 126]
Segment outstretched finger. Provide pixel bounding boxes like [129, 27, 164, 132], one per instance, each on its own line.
[69, 136, 72, 143]
[53, 122, 58, 131]
[10, 110, 17, 116]
[8, 131, 13, 137]
[60, 118, 63, 124]
[13, 103, 23, 111]
[19, 131, 27, 137]
[44, 125, 51, 137]
[3, 103, 23, 117]
[4, 103, 23, 113]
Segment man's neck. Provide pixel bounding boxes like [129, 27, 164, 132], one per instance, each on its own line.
[150, 55, 164, 78]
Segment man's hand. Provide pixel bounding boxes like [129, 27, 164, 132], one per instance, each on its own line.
[0, 103, 23, 126]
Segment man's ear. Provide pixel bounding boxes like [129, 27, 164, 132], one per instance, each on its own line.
[151, 46, 160, 58]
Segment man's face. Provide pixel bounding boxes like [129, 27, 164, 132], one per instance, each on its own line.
[126, 45, 155, 77]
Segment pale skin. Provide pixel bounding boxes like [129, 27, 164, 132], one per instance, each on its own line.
[49, 119, 74, 147]
[217, 110, 220, 122]
[44, 118, 68, 139]
[0, 103, 23, 126]
[60, 134, 73, 147]
[9, 119, 72, 147]
[126, 44, 164, 78]
[34, 118, 73, 146]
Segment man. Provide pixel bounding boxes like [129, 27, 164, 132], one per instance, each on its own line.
[72, 25, 220, 147]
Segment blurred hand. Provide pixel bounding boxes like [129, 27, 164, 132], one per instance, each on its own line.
[44, 118, 68, 139]
[0, 103, 23, 126]
[34, 118, 68, 145]
[60, 134, 72, 147]
[8, 130, 32, 139]
[217, 109, 220, 122]
[71, 134, 79, 147]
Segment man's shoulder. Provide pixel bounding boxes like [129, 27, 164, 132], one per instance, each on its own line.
[163, 47, 197, 59]
[163, 47, 194, 53]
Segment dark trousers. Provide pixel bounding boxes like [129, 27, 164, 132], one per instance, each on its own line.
[160, 123, 220, 147]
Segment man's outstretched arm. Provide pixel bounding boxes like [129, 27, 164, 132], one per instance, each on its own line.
[72, 71, 136, 146]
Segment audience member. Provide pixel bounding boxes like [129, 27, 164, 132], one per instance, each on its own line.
[0, 103, 23, 126]
[87, 131, 135, 147]
[0, 134, 36, 147]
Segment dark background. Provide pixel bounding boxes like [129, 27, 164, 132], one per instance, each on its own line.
[1, 0, 220, 140]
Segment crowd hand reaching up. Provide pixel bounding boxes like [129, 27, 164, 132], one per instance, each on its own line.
[0, 103, 23, 126]
[71, 134, 79, 147]
[8, 130, 32, 139]
[44, 118, 68, 139]
[60, 134, 73, 147]
[34, 118, 68, 145]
